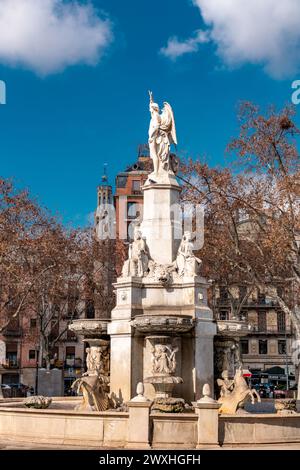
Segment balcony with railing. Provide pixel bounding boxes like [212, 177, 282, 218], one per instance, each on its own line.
[216, 298, 279, 309]
[248, 325, 292, 335]
[58, 330, 78, 342]
[1, 359, 20, 369]
[2, 323, 22, 337]
[3, 328, 22, 337]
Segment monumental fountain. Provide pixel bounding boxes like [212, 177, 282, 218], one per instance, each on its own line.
[0, 93, 299, 448]
[65, 90, 216, 412]
[108, 91, 216, 409]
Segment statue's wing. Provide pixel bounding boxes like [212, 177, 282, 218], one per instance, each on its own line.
[161, 102, 177, 145]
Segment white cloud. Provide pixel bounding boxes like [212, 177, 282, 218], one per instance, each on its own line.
[160, 30, 209, 61]
[0, 0, 113, 76]
[162, 0, 300, 78]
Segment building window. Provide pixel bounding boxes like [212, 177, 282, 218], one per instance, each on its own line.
[127, 202, 138, 219]
[277, 286, 284, 298]
[65, 346, 75, 367]
[67, 329, 77, 341]
[239, 286, 247, 300]
[219, 310, 229, 321]
[5, 343, 18, 367]
[277, 311, 286, 332]
[259, 340, 268, 355]
[278, 340, 287, 355]
[85, 300, 95, 319]
[30, 318, 37, 328]
[240, 310, 248, 321]
[219, 287, 228, 302]
[132, 180, 141, 193]
[116, 176, 127, 188]
[240, 340, 249, 355]
[2, 373, 19, 385]
[258, 311, 267, 332]
[257, 292, 266, 304]
[29, 350, 36, 360]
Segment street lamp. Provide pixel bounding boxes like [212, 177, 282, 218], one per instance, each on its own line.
[285, 327, 289, 391]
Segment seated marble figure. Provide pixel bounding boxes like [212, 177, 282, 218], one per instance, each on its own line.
[122, 226, 150, 277]
[176, 231, 202, 277]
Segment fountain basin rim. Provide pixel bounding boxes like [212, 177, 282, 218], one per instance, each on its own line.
[144, 376, 183, 384]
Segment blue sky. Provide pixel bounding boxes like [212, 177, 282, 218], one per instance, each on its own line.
[0, 0, 299, 226]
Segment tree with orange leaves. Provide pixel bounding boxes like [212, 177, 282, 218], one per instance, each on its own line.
[0, 179, 116, 369]
[181, 103, 300, 396]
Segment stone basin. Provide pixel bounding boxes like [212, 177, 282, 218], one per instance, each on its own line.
[131, 314, 194, 334]
[68, 319, 109, 338]
[144, 375, 183, 399]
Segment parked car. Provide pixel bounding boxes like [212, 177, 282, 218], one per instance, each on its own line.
[9, 383, 29, 397]
[254, 383, 274, 398]
[1, 384, 12, 398]
[273, 389, 286, 399]
[1, 384, 11, 398]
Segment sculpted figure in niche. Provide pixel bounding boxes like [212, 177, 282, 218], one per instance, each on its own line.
[152, 344, 178, 375]
[121, 226, 150, 277]
[176, 231, 202, 277]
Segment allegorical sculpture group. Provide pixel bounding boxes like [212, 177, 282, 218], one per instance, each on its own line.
[121, 226, 202, 282]
[217, 367, 261, 414]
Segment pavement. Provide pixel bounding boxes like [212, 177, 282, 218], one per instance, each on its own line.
[0, 440, 300, 450]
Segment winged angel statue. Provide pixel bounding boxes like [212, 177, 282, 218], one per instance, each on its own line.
[148, 91, 178, 181]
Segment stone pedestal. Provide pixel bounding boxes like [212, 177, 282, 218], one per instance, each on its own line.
[141, 183, 181, 264]
[126, 400, 152, 449]
[195, 402, 220, 447]
[109, 274, 216, 403]
[195, 310, 216, 400]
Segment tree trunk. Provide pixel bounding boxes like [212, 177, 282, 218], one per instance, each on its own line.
[38, 335, 43, 368]
[297, 366, 300, 402]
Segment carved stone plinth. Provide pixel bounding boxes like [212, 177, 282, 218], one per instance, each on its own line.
[217, 319, 252, 337]
[69, 319, 109, 338]
[132, 314, 194, 334]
